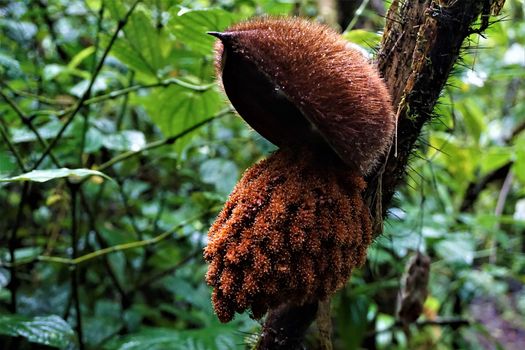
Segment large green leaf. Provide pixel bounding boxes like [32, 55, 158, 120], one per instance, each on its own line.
[342, 29, 382, 51]
[479, 146, 513, 174]
[0, 314, 76, 349]
[142, 85, 223, 153]
[106, 6, 170, 77]
[0, 168, 112, 183]
[170, 8, 240, 56]
[513, 138, 525, 183]
[103, 326, 240, 350]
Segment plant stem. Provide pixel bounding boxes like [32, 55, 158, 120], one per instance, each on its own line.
[32, 78, 214, 118]
[0, 120, 26, 172]
[28, 209, 217, 266]
[8, 182, 29, 313]
[69, 183, 84, 350]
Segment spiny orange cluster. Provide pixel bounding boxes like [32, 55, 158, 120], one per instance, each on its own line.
[204, 147, 372, 322]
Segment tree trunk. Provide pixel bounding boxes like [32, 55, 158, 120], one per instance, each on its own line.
[256, 0, 506, 348]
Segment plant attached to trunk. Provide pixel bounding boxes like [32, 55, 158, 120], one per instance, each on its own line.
[204, 17, 395, 323]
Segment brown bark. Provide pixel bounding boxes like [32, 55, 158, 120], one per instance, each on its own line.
[256, 1, 505, 349]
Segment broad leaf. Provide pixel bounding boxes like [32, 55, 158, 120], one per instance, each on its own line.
[170, 8, 240, 56]
[142, 85, 223, 153]
[0, 314, 76, 349]
[104, 326, 239, 350]
[106, 7, 170, 77]
[0, 168, 111, 183]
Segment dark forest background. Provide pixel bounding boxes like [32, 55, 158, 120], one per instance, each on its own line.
[0, 0, 524, 349]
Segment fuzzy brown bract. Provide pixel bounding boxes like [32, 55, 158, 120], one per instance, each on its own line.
[204, 147, 372, 322]
[214, 17, 395, 175]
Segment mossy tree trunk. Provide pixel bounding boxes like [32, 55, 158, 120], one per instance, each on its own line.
[256, 1, 506, 349]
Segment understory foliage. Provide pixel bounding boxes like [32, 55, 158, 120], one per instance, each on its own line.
[0, 0, 524, 349]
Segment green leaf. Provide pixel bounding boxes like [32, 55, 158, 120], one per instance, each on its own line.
[513, 138, 525, 183]
[68, 46, 95, 69]
[258, 0, 296, 15]
[170, 7, 240, 56]
[1, 247, 43, 263]
[479, 147, 513, 174]
[105, 0, 127, 20]
[103, 326, 239, 350]
[122, 9, 164, 74]
[0, 168, 112, 183]
[459, 99, 486, 143]
[342, 29, 381, 50]
[0, 152, 17, 177]
[0, 53, 23, 79]
[0, 314, 76, 349]
[106, 6, 171, 77]
[102, 130, 146, 152]
[199, 158, 238, 196]
[142, 85, 223, 153]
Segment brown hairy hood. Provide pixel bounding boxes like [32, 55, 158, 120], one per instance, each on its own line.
[214, 17, 395, 175]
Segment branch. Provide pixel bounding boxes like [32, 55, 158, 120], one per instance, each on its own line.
[68, 183, 84, 350]
[0, 88, 62, 168]
[32, 78, 214, 118]
[7, 182, 29, 314]
[1, 209, 217, 268]
[135, 250, 201, 290]
[31, 0, 142, 170]
[0, 120, 26, 172]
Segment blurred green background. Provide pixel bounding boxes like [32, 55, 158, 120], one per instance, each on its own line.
[0, 0, 524, 349]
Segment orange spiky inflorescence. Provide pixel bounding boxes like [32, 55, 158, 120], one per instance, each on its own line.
[204, 17, 394, 322]
[204, 147, 371, 323]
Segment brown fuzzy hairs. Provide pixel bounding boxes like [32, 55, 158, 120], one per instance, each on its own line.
[204, 17, 394, 323]
[204, 147, 371, 322]
[214, 17, 395, 175]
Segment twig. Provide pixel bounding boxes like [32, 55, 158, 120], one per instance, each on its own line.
[68, 183, 84, 350]
[489, 170, 514, 263]
[460, 163, 512, 212]
[0, 89, 29, 120]
[0, 82, 65, 107]
[0, 89, 62, 167]
[36, 0, 69, 61]
[0, 120, 26, 172]
[116, 72, 135, 129]
[78, 191, 131, 308]
[96, 107, 231, 172]
[116, 179, 143, 240]
[31, 0, 142, 170]
[344, 0, 371, 32]
[92, 2, 105, 74]
[135, 250, 200, 289]
[7, 182, 29, 313]
[33, 78, 214, 118]
[0, 209, 217, 268]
